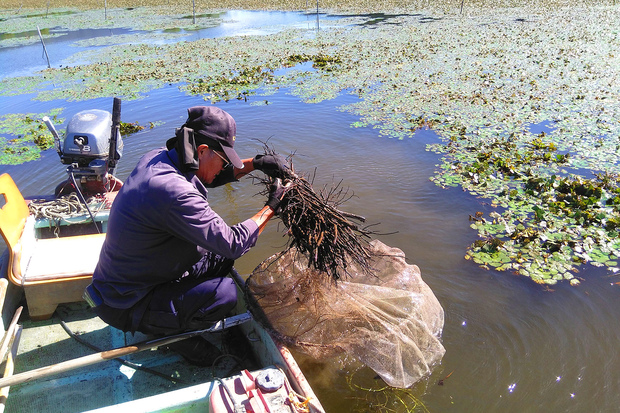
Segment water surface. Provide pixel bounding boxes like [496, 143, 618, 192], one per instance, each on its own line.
[0, 10, 336, 79]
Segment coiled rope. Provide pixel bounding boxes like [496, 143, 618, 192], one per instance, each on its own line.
[28, 193, 106, 238]
[28, 193, 97, 221]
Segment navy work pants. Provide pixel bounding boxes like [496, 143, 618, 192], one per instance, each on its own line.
[94, 253, 237, 335]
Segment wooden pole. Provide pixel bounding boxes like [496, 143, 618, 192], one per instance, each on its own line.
[0, 307, 22, 365]
[36, 26, 51, 69]
[316, 0, 319, 30]
[0, 325, 22, 413]
[192, 0, 196, 24]
[104, 0, 107, 20]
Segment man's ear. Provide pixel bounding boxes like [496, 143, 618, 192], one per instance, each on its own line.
[197, 144, 210, 156]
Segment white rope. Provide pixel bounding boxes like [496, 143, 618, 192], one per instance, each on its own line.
[28, 193, 99, 220]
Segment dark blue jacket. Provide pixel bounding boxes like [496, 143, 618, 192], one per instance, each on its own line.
[93, 147, 259, 309]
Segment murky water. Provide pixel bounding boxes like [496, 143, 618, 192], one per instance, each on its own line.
[1, 10, 620, 413]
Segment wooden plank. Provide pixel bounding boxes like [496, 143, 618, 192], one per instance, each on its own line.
[25, 234, 105, 281]
[0, 324, 23, 412]
[0, 307, 22, 365]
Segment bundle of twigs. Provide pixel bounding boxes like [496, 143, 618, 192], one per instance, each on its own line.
[256, 147, 375, 281]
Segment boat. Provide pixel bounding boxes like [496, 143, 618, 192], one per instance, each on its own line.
[0, 98, 325, 412]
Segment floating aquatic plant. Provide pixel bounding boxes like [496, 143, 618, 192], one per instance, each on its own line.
[0, 109, 64, 164]
[463, 172, 620, 285]
[183, 65, 277, 103]
[119, 120, 159, 137]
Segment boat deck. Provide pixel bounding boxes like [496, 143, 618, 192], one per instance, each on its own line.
[4, 297, 276, 412]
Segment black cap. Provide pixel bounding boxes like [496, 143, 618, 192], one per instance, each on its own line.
[183, 106, 243, 169]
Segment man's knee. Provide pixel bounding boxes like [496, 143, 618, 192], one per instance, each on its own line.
[211, 277, 237, 311]
[186, 277, 238, 326]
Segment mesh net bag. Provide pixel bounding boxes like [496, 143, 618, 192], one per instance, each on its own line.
[247, 239, 445, 388]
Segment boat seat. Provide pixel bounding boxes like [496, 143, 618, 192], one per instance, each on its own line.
[0, 173, 104, 320]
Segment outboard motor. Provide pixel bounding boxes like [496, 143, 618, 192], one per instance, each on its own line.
[44, 98, 124, 196]
[63, 109, 118, 179]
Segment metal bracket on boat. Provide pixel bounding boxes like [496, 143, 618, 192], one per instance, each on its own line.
[135, 310, 254, 350]
[205, 311, 253, 333]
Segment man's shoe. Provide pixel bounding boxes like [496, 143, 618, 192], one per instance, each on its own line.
[222, 325, 252, 361]
[165, 336, 222, 367]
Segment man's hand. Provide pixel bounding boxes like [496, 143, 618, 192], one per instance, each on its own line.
[265, 178, 290, 213]
[253, 154, 290, 179]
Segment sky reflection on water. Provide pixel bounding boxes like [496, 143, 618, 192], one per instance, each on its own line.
[0, 10, 337, 79]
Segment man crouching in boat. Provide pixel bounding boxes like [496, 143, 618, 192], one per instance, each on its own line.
[87, 106, 289, 366]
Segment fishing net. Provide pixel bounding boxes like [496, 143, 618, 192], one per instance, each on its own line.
[247, 239, 445, 388]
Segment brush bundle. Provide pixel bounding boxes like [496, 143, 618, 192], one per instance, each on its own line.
[256, 148, 374, 281]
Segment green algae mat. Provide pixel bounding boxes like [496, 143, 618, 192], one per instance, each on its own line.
[2, 2, 620, 286]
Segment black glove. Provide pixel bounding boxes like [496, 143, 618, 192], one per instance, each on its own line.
[253, 154, 289, 179]
[265, 178, 287, 212]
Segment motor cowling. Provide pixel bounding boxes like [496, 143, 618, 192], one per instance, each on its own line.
[62, 109, 123, 171]
[55, 109, 124, 196]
